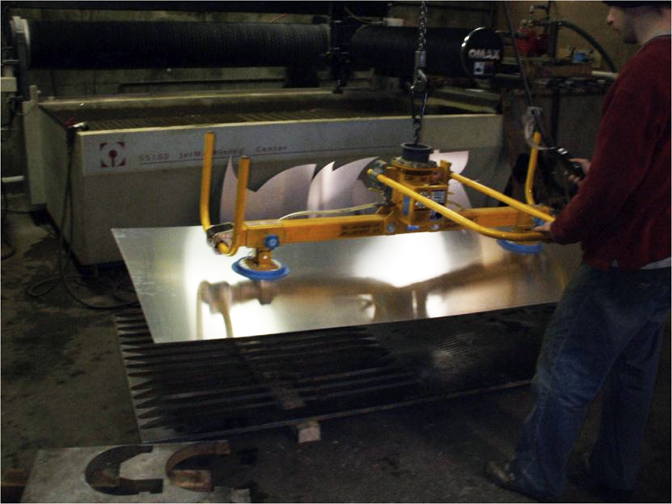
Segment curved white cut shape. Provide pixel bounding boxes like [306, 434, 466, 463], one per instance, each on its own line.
[219, 159, 316, 221]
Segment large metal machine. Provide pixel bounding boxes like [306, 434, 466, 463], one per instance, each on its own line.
[23, 91, 509, 264]
[6, 2, 512, 265]
[3, 1, 614, 267]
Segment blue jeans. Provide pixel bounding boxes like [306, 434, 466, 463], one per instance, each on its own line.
[512, 263, 671, 501]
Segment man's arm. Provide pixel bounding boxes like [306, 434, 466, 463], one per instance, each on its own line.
[549, 84, 658, 244]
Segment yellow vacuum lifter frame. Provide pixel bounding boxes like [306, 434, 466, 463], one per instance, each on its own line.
[200, 131, 551, 276]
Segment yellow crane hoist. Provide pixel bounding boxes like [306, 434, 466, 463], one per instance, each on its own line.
[200, 131, 551, 281]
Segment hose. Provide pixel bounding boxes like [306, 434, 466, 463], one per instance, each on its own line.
[553, 20, 618, 73]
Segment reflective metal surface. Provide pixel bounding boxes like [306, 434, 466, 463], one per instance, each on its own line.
[113, 227, 581, 343]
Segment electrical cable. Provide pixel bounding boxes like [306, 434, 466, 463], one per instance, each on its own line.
[27, 130, 139, 310]
[269, 13, 287, 23]
[344, 6, 384, 25]
[554, 20, 618, 73]
[1, 179, 16, 260]
[0, 179, 33, 214]
[503, 1, 553, 148]
[3, 208, 33, 214]
[503, 1, 585, 208]
[1, 100, 17, 142]
[2, 179, 8, 219]
[523, 107, 553, 151]
[1, 237, 16, 260]
[1, 98, 33, 143]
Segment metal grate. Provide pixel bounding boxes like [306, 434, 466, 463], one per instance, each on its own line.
[115, 305, 551, 443]
[116, 310, 423, 443]
[88, 110, 362, 131]
[72, 108, 395, 131]
[43, 92, 443, 131]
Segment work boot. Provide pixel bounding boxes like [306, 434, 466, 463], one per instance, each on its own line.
[484, 460, 554, 502]
[567, 452, 634, 503]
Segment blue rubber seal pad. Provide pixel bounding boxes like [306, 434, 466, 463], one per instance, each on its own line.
[497, 239, 544, 255]
[232, 256, 290, 281]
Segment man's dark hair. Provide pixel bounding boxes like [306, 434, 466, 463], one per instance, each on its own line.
[603, 1, 671, 7]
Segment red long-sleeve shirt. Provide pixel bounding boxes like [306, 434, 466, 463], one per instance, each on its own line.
[550, 38, 671, 270]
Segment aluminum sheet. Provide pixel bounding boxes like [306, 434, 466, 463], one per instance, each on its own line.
[113, 227, 581, 343]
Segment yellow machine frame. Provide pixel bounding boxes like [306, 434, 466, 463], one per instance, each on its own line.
[200, 131, 551, 275]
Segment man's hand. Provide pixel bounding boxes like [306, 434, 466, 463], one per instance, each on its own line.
[569, 158, 590, 186]
[533, 221, 554, 242]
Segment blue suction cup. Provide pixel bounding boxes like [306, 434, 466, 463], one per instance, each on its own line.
[497, 239, 544, 255]
[232, 256, 290, 281]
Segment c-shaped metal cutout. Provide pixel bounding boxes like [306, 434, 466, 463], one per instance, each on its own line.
[84, 445, 164, 495]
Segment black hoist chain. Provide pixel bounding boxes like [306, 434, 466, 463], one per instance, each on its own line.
[410, 0, 429, 145]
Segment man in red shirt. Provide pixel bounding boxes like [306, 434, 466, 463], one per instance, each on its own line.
[485, 2, 671, 501]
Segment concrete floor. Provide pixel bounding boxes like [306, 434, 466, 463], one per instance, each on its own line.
[2, 190, 670, 503]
